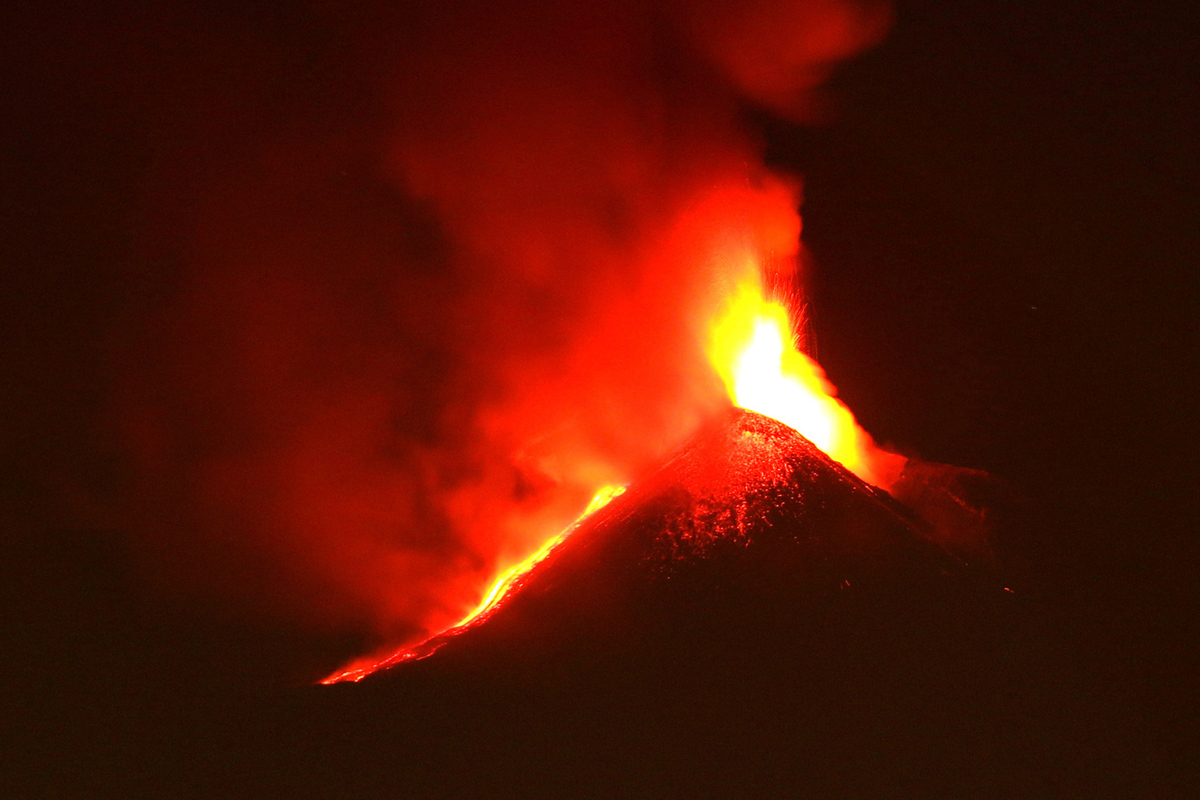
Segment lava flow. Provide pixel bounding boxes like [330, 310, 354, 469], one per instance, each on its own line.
[321, 483, 627, 683]
[322, 266, 905, 684]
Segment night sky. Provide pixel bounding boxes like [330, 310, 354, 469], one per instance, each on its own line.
[3, 0, 1196, 795]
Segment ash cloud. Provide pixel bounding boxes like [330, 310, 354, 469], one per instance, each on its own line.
[113, 0, 888, 662]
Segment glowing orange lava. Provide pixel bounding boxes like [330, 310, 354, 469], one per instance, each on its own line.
[453, 483, 627, 627]
[706, 270, 904, 489]
[321, 484, 626, 683]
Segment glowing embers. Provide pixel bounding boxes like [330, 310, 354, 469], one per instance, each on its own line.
[706, 271, 904, 490]
[321, 484, 626, 684]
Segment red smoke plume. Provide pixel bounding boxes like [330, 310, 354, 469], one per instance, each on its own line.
[118, 0, 891, 665]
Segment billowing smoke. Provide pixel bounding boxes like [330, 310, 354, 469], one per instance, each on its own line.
[117, 0, 889, 662]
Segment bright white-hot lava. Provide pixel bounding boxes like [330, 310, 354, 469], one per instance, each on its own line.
[706, 270, 905, 490]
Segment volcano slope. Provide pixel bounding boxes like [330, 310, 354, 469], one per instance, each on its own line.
[367, 406, 990, 674]
[247, 409, 1086, 800]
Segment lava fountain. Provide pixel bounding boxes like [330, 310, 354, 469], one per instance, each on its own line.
[707, 268, 906, 490]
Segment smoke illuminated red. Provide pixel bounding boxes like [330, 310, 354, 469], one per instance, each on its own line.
[114, 0, 899, 683]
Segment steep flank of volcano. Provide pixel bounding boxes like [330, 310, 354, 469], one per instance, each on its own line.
[353, 408, 987, 676]
[309, 412, 1039, 798]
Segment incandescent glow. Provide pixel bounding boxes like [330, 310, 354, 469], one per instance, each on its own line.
[453, 484, 625, 627]
[320, 484, 625, 683]
[707, 272, 904, 489]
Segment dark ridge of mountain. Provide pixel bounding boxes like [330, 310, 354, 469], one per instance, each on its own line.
[346, 407, 996, 678]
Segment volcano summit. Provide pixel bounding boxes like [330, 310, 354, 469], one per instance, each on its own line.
[328, 407, 999, 682]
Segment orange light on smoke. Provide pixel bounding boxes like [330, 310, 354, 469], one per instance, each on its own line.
[706, 271, 904, 489]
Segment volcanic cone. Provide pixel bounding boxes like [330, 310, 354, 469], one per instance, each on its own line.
[296, 410, 1048, 798]
[353, 407, 1000, 678]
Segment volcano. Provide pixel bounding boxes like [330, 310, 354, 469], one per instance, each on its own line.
[303, 410, 1035, 797]
[330, 408, 1001, 682]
